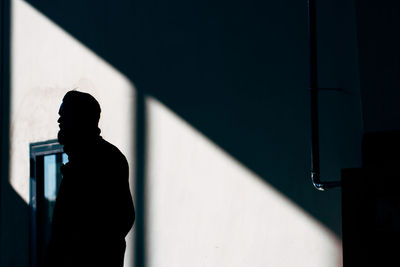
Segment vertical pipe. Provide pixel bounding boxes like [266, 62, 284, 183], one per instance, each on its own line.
[308, 0, 341, 190]
[308, 0, 323, 189]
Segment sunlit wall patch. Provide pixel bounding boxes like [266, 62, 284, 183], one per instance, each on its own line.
[145, 96, 342, 267]
[9, 0, 135, 206]
[9, 1, 136, 266]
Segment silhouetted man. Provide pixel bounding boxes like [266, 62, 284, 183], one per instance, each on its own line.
[46, 91, 135, 267]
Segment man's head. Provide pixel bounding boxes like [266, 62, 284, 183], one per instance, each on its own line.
[57, 90, 101, 146]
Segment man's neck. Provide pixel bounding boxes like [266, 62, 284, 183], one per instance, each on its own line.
[63, 135, 101, 161]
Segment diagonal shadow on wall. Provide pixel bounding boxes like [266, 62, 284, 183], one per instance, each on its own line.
[23, 0, 362, 244]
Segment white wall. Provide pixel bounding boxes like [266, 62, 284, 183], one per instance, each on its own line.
[4, 0, 342, 266]
[145, 98, 342, 267]
[5, 0, 135, 266]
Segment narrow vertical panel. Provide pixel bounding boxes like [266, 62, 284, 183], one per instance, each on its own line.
[44, 155, 57, 203]
[134, 90, 146, 267]
[0, 1, 11, 265]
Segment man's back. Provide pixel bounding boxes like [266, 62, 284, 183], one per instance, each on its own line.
[47, 137, 135, 267]
[47, 91, 135, 267]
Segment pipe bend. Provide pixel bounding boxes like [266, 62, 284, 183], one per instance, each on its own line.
[311, 172, 341, 191]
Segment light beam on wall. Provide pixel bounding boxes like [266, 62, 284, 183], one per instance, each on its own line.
[10, 0, 135, 204]
[9, 1, 135, 266]
[145, 97, 342, 267]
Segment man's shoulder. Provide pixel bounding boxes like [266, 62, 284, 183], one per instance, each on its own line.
[97, 137, 128, 168]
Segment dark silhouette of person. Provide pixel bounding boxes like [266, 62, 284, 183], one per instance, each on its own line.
[46, 90, 135, 267]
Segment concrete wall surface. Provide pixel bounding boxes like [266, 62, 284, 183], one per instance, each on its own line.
[1, 0, 365, 266]
[1, 1, 135, 266]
